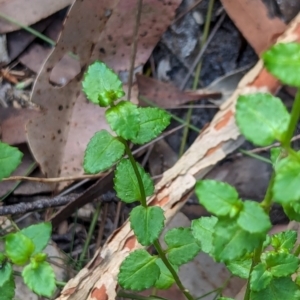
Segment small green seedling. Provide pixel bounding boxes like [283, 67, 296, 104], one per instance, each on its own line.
[83, 41, 300, 300]
[0, 142, 56, 298]
[82, 62, 198, 299]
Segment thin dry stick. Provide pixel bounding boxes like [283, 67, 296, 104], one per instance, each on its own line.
[127, 0, 143, 100]
[2, 173, 108, 183]
[4, 126, 184, 184]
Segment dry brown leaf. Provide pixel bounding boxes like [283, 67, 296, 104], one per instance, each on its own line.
[220, 0, 287, 54]
[26, 0, 118, 190]
[137, 74, 220, 108]
[0, 107, 40, 144]
[13, 169, 52, 195]
[26, 0, 181, 191]
[6, 17, 53, 64]
[54, 13, 300, 300]
[0, 0, 73, 33]
[19, 44, 51, 73]
[94, 0, 181, 72]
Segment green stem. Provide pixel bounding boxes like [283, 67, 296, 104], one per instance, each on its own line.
[139, 96, 200, 133]
[244, 89, 300, 300]
[153, 240, 195, 300]
[244, 173, 275, 300]
[55, 281, 67, 287]
[120, 139, 194, 299]
[239, 149, 272, 164]
[0, 12, 55, 46]
[121, 138, 147, 207]
[77, 202, 101, 270]
[244, 245, 263, 300]
[260, 172, 275, 212]
[294, 243, 300, 257]
[179, 0, 214, 157]
[282, 89, 300, 147]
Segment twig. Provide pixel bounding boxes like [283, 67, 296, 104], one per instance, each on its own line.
[0, 194, 80, 216]
[3, 173, 108, 183]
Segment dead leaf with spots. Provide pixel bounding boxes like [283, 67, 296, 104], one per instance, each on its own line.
[95, 0, 181, 71]
[220, 0, 287, 54]
[26, 0, 181, 191]
[54, 13, 300, 300]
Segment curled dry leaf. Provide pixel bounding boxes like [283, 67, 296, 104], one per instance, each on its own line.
[0, 0, 73, 33]
[54, 13, 300, 300]
[26, 0, 181, 191]
[137, 74, 221, 108]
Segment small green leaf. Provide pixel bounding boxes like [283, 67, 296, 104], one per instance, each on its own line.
[0, 142, 23, 180]
[251, 263, 272, 291]
[165, 228, 201, 266]
[271, 231, 297, 252]
[262, 43, 300, 87]
[82, 61, 125, 106]
[105, 101, 140, 140]
[84, 130, 125, 173]
[270, 147, 282, 165]
[213, 218, 265, 262]
[265, 252, 299, 277]
[191, 216, 217, 253]
[236, 93, 290, 146]
[130, 206, 165, 246]
[250, 277, 300, 300]
[5, 232, 35, 265]
[131, 107, 171, 144]
[237, 201, 271, 233]
[218, 298, 235, 300]
[118, 249, 160, 290]
[1, 275, 15, 300]
[21, 222, 51, 254]
[32, 253, 48, 265]
[226, 258, 251, 279]
[282, 202, 300, 222]
[154, 258, 178, 290]
[22, 261, 56, 297]
[114, 158, 154, 203]
[195, 180, 241, 217]
[0, 262, 12, 287]
[273, 153, 300, 203]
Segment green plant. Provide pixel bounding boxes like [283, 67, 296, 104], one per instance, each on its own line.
[83, 41, 300, 300]
[0, 142, 56, 298]
[194, 42, 300, 300]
